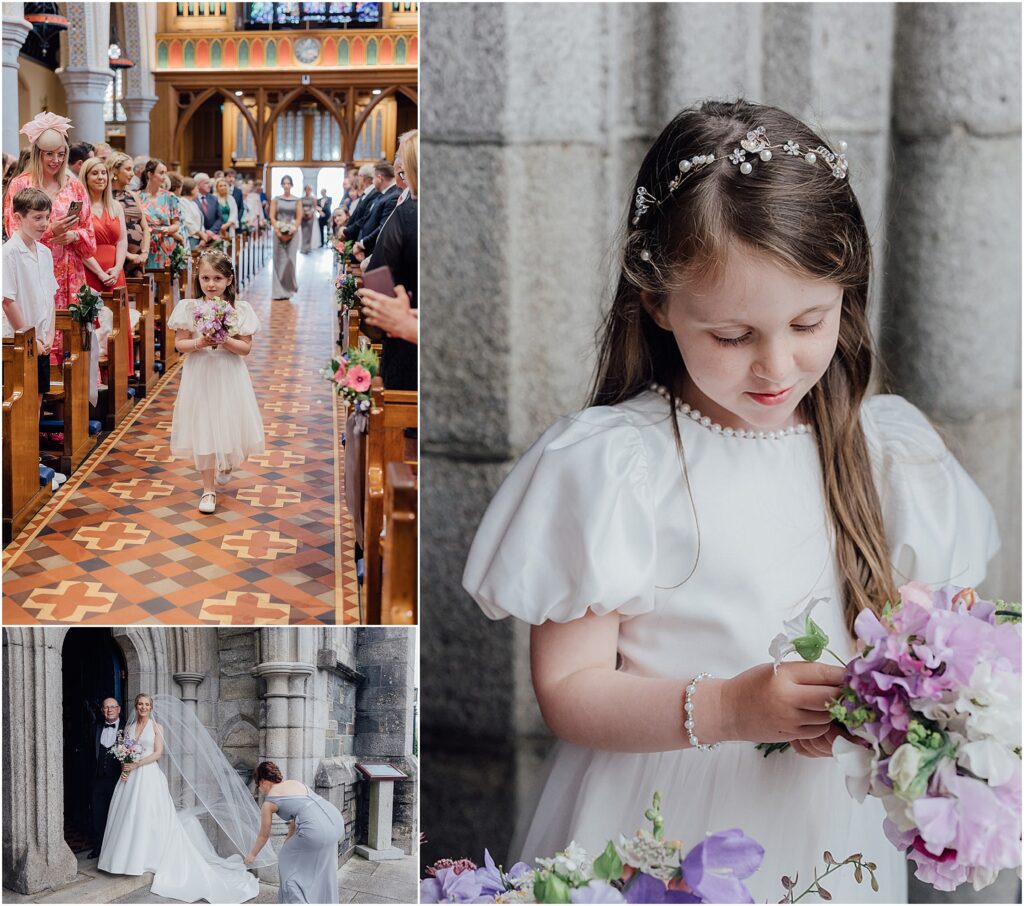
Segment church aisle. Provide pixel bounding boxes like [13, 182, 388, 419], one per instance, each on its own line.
[2, 249, 359, 625]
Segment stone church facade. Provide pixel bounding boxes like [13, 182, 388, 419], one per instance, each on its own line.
[2, 626, 417, 896]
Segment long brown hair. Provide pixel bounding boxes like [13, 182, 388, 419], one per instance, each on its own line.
[590, 99, 895, 634]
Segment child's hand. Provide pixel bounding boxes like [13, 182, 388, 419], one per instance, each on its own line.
[722, 661, 844, 743]
[791, 724, 846, 758]
[196, 335, 217, 348]
[35, 338, 47, 357]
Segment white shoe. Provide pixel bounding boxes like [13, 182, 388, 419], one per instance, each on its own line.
[52, 472, 68, 491]
[215, 468, 233, 486]
[198, 491, 217, 514]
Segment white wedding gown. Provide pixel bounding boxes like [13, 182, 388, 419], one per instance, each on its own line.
[464, 393, 999, 904]
[97, 720, 259, 903]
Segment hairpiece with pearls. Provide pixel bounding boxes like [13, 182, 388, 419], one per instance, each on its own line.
[631, 125, 850, 239]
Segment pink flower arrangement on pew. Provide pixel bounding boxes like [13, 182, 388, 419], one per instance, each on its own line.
[320, 346, 379, 413]
[191, 296, 240, 345]
[767, 584, 1022, 892]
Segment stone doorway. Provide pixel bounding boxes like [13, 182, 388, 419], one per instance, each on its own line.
[61, 629, 128, 855]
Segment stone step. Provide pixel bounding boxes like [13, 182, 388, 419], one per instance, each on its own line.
[3, 865, 154, 904]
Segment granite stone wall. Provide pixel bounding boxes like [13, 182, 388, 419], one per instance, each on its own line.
[420, 4, 1021, 904]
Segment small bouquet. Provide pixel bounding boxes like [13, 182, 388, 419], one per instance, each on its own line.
[108, 730, 143, 765]
[275, 219, 296, 237]
[191, 296, 240, 345]
[422, 793, 877, 904]
[335, 273, 359, 312]
[321, 346, 379, 413]
[69, 283, 105, 326]
[169, 242, 188, 275]
[767, 585, 1022, 892]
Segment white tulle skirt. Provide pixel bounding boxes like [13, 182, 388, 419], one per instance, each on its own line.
[514, 740, 908, 905]
[170, 347, 265, 472]
[98, 762, 258, 903]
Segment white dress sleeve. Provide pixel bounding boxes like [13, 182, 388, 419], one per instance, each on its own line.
[166, 298, 195, 332]
[232, 300, 260, 336]
[462, 408, 657, 624]
[862, 394, 999, 589]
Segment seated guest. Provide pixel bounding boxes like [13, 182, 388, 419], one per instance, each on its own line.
[178, 177, 204, 249]
[342, 165, 377, 241]
[69, 142, 94, 178]
[353, 161, 400, 258]
[192, 172, 223, 244]
[108, 152, 150, 278]
[214, 177, 239, 238]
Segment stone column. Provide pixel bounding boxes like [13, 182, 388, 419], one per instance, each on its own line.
[2, 5, 31, 156]
[2, 629, 78, 894]
[172, 672, 206, 808]
[122, 95, 159, 158]
[58, 69, 113, 145]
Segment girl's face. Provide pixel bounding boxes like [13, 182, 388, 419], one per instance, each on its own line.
[86, 165, 107, 195]
[651, 242, 842, 432]
[42, 146, 66, 176]
[199, 263, 232, 299]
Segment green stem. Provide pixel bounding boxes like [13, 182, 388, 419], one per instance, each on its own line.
[826, 648, 848, 668]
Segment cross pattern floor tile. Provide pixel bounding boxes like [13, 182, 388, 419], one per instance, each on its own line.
[3, 250, 360, 625]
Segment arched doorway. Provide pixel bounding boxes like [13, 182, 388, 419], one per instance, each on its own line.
[61, 629, 128, 854]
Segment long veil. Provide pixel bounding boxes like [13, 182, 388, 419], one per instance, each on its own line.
[146, 694, 277, 868]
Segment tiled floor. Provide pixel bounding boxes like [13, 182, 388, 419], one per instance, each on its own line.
[3, 248, 360, 625]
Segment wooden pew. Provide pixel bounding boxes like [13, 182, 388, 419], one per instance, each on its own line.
[3, 328, 50, 543]
[362, 377, 418, 624]
[125, 274, 158, 397]
[380, 462, 417, 625]
[148, 268, 181, 372]
[44, 311, 92, 475]
[98, 286, 134, 431]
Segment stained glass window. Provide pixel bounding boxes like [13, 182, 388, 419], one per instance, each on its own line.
[242, 1, 381, 28]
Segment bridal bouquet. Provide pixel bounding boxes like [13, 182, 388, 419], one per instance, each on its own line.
[422, 793, 880, 903]
[320, 346, 379, 413]
[108, 730, 143, 765]
[191, 296, 241, 345]
[275, 219, 296, 236]
[769, 584, 1022, 892]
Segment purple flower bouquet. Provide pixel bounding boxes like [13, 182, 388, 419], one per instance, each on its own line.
[191, 296, 240, 345]
[108, 730, 143, 765]
[830, 584, 1021, 891]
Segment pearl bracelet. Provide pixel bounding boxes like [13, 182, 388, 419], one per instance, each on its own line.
[684, 672, 720, 751]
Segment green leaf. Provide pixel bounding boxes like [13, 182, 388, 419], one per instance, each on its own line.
[593, 841, 623, 882]
[541, 874, 571, 903]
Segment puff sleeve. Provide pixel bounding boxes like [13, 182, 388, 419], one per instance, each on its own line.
[462, 409, 658, 624]
[232, 300, 260, 336]
[863, 395, 1000, 589]
[166, 298, 195, 331]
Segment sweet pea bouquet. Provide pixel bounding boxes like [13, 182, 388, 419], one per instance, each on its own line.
[108, 730, 143, 765]
[768, 585, 1022, 892]
[320, 346, 379, 413]
[191, 296, 240, 345]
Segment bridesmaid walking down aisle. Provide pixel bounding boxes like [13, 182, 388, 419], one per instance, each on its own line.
[270, 175, 300, 301]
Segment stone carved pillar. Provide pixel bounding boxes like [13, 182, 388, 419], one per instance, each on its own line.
[122, 95, 159, 158]
[2, 5, 31, 156]
[58, 69, 112, 145]
[172, 672, 205, 809]
[2, 629, 78, 894]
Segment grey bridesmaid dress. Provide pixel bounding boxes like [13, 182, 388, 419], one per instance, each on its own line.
[272, 196, 300, 299]
[268, 786, 346, 903]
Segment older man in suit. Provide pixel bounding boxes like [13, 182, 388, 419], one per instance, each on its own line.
[88, 697, 125, 858]
[193, 172, 223, 244]
[353, 161, 401, 258]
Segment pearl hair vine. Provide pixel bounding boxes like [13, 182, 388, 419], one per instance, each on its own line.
[632, 125, 850, 259]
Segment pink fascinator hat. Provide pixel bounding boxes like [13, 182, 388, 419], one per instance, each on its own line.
[20, 112, 73, 150]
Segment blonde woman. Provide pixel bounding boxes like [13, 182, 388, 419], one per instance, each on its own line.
[108, 152, 150, 277]
[81, 158, 127, 293]
[214, 177, 239, 239]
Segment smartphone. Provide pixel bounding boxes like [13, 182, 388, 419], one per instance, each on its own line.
[362, 265, 397, 299]
[65, 200, 82, 220]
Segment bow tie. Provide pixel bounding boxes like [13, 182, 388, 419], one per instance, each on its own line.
[105, 723, 117, 728]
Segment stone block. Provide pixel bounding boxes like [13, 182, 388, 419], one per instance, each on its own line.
[882, 132, 1020, 416]
[894, 4, 1022, 136]
[219, 674, 259, 701]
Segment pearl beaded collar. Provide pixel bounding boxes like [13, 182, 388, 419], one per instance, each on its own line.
[650, 383, 811, 440]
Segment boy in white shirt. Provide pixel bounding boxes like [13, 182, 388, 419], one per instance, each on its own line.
[3, 186, 60, 417]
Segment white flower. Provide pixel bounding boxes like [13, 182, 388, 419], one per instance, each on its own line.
[832, 736, 873, 802]
[616, 832, 680, 883]
[537, 842, 591, 879]
[768, 597, 830, 671]
[783, 140, 801, 155]
[957, 738, 1019, 786]
[956, 661, 1022, 742]
[570, 881, 627, 904]
[728, 148, 746, 165]
[888, 743, 925, 797]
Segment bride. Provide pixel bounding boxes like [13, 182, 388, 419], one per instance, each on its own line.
[97, 693, 271, 903]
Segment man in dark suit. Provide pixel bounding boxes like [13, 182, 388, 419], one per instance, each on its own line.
[193, 172, 223, 242]
[226, 168, 244, 218]
[343, 166, 378, 242]
[318, 189, 333, 246]
[353, 162, 401, 258]
[89, 697, 124, 858]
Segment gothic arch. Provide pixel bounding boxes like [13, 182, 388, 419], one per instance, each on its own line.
[350, 84, 418, 156]
[172, 87, 261, 168]
[261, 85, 347, 161]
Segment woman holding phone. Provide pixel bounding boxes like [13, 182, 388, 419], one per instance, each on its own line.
[3, 112, 97, 366]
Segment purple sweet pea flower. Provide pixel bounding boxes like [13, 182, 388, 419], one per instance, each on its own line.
[680, 830, 763, 904]
[474, 850, 530, 897]
[623, 872, 699, 904]
[571, 880, 628, 903]
[420, 867, 489, 904]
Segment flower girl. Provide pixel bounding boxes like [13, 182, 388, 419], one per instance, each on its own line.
[168, 250, 264, 514]
[462, 100, 999, 903]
